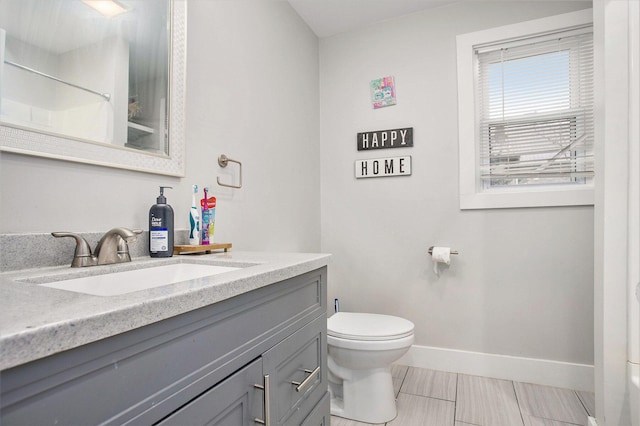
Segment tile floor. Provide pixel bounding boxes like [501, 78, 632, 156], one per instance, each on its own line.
[331, 365, 595, 426]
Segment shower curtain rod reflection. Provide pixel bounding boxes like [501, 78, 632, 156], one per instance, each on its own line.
[4, 60, 111, 101]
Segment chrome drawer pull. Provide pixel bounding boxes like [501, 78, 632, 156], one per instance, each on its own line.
[254, 374, 270, 425]
[291, 366, 320, 393]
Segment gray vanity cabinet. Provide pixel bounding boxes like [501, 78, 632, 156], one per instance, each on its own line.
[0, 267, 329, 426]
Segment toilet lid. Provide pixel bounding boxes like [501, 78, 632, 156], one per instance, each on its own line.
[327, 312, 414, 341]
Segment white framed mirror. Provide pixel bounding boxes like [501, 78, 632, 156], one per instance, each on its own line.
[0, 0, 186, 177]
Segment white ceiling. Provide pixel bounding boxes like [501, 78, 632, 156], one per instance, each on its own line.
[3, 1, 461, 49]
[287, 0, 459, 38]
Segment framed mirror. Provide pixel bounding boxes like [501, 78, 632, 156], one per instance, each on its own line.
[0, 0, 186, 177]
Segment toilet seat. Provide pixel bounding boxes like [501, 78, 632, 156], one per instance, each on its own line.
[327, 312, 414, 341]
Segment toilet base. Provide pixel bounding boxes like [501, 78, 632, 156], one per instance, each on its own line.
[329, 366, 397, 424]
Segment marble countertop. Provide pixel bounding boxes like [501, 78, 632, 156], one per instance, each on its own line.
[0, 251, 330, 371]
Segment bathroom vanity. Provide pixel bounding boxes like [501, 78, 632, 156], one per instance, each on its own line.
[0, 251, 330, 425]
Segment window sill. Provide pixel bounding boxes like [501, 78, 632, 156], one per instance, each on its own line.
[460, 185, 594, 210]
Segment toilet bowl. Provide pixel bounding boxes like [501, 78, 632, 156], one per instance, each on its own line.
[327, 312, 414, 424]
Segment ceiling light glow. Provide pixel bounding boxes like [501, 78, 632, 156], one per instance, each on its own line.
[81, 0, 128, 18]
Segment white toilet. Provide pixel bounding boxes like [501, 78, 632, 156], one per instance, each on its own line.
[327, 312, 415, 424]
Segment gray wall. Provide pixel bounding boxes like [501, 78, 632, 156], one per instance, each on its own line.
[0, 1, 321, 253]
[319, 1, 594, 365]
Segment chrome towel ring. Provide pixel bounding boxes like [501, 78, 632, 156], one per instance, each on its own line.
[217, 154, 242, 189]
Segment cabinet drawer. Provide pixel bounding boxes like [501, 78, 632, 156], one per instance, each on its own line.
[301, 392, 330, 426]
[263, 315, 327, 426]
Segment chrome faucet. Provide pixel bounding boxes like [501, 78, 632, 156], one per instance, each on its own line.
[52, 228, 142, 268]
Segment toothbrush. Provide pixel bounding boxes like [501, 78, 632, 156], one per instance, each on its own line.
[189, 185, 200, 245]
[201, 187, 210, 245]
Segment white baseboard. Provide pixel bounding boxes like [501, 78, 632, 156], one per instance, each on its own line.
[397, 344, 594, 392]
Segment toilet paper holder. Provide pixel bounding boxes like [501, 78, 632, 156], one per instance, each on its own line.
[428, 246, 459, 255]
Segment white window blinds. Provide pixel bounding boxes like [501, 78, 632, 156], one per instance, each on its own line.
[476, 28, 594, 188]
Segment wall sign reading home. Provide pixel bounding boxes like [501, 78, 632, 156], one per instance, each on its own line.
[357, 127, 413, 151]
[355, 156, 412, 179]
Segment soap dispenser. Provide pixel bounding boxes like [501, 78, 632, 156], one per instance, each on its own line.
[149, 186, 174, 257]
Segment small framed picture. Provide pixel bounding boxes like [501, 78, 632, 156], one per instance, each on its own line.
[370, 76, 397, 109]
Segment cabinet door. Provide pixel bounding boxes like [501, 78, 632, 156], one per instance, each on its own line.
[262, 315, 327, 426]
[156, 358, 263, 426]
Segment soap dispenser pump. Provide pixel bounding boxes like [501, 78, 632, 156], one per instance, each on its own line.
[149, 186, 174, 257]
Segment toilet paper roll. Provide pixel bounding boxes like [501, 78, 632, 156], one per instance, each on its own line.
[431, 246, 451, 276]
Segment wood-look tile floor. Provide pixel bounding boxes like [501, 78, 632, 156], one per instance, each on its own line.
[331, 365, 595, 426]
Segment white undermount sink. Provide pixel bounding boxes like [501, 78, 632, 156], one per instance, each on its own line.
[38, 263, 240, 296]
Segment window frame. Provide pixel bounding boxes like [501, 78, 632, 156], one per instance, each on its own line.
[456, 9, 594, 210]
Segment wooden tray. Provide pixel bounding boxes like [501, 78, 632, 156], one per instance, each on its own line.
[173, 243, 232, 255]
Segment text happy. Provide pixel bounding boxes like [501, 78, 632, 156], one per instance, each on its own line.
[357, 127, 413, 151]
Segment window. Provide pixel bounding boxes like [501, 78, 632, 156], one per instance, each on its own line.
[457, 9, 594, 209]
